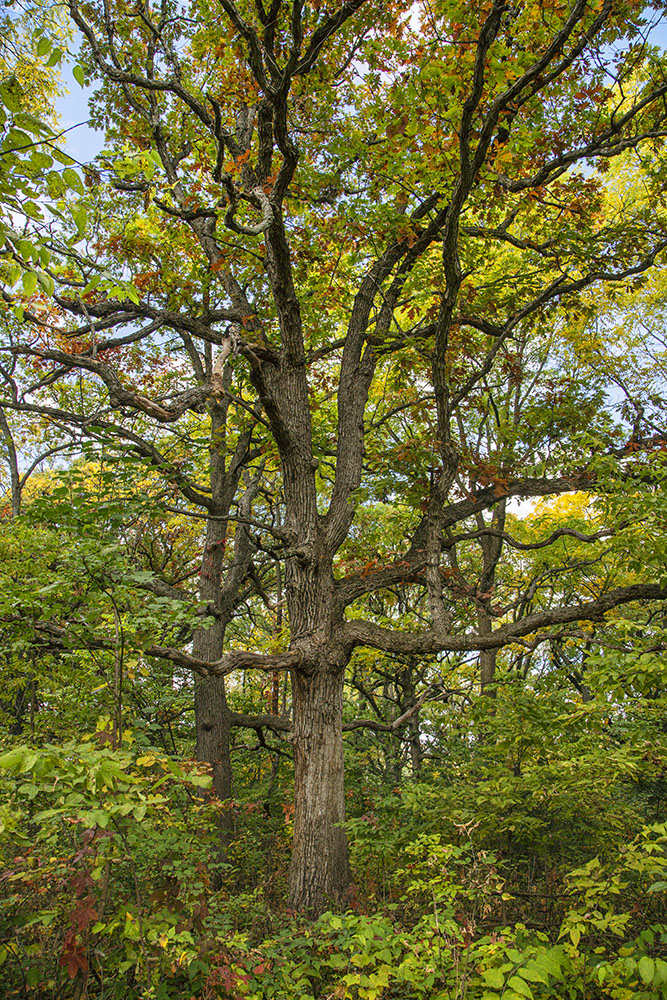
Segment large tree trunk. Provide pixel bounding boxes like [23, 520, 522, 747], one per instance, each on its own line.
[193, 668, 232, 804]
[288, 664, 351, 913]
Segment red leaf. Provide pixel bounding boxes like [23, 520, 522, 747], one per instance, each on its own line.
[72, 902, 98, 932]
[59, 939, 88, 980]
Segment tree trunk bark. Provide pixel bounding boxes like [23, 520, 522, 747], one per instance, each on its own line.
[193, 395, 233, 805]
[193, 507, 233, 803]
[478, 612, 498, 695]
[288, 664, 351, 913]
[0, 409, 21, 518]
[476, 499, 505, 695]
[194, 672, 232, 804]
[398, 665, 422, 775]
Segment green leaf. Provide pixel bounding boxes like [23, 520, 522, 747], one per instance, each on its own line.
[51, 148, 76, 166]
[638, 956, 655, 985]
[189, 773, 213, 788]
[3, 128, 32, 150]
[17, 238, 35, 260]
[655, 960, 667, 985]
[63, 168, 84, 195]
[19, 752, 38, 773]
[87, 808, 111, 828]
[46, 170, 66, 197]
[506, 977, 533, 999]
[83, 274, 102, 293]
[23, 201, 43, 220]
[326, 954, 348, 969]
[30, 150, 53, 170]
[532, 952, 563, 979]
[71, 204, 88, 236]
[37, 272, 54, 295]
[73, 65, 86, 88]
[36, 37, 51, 58]
[14, 110, 53, 136]
[0, 75, 24, 112]
[0, 747, 26, 771]
[45, 48, 63, 67]
[482, 968, 505, 989]
[22, 271, 38, 296]
[520, 966, 549, 986]
[123, 914, 141, 941]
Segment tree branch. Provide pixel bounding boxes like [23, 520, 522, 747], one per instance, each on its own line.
[147, 644, 303, 677]
[343, 584, 667, 656]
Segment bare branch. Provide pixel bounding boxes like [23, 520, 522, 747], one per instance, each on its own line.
[343, 584, 667, 656]
[147, 644, 303, 677]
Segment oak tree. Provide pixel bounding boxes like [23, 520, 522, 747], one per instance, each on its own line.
[4, 0, 667, 912]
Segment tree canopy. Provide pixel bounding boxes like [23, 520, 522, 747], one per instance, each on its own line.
[1, 0, 667, 996]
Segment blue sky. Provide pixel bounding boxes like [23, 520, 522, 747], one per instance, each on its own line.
[54, 66, 100, 165]
[54, 11, 667, 165]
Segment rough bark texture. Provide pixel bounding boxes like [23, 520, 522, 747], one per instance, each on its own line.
[193, 513, 232, 804]
[279, 539, 353, 908]
[194, 673, 232, 803]
[476, 500, 505, 694]
[0, 410, 21, 518]
[398, 667, 422, 775]
[288, 666, 351, 913]
[191, 366, 258, 803]
[192, 393, 235, 805]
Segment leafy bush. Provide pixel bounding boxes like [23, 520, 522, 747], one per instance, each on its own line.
[2, 733, 665, 999]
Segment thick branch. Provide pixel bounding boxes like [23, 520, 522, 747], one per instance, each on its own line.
[147, 644, 303, 677]
[343, 584, 667, 656]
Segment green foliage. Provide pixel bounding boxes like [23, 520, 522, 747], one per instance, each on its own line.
[0, 736, 218, 997]
[2, 648, 665, 999]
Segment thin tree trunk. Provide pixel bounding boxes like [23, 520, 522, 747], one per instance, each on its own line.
[476, 499, 505, 695]
[192, 526, 232, 804]
[193, 395, 233, 805]
[478, 613, 498, 695]
[0, 409, 21, 518]
[398, 665, 422, 775]
[270, 556, 283, 714]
